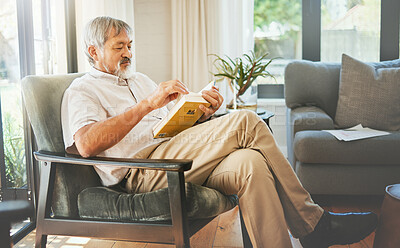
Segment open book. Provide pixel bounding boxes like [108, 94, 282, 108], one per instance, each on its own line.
[152, 83, 213, 138]
[323, 124, 390, 141]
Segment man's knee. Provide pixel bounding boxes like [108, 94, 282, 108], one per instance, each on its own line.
[206, 149, 272, 195]
[221, 149, 269, 176]
[223, 110, 262, 130]
[228, 109, 260, 121]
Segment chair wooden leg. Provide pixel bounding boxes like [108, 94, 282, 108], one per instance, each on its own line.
[35, 162, 52, 248]
[239, 207, 253, 248]
[167, 171, 190, 248]
[35, 232, 47, 248]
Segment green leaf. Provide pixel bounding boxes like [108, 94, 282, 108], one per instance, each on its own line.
[210, 51, 277, 95]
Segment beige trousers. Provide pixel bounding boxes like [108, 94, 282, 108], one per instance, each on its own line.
[127, 110, 324, 247]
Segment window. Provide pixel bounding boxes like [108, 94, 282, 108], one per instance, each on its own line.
[0, 0, 63, 242]
[255, 0, 399, 98]
[254, 0, 302, 85]
[33, 0, 64, 75]
[321, 0, 381, 62]
[0, 0, 25, 199]
[0, 0, 29, 238]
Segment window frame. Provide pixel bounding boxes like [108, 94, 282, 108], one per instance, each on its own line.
[380, 0, 400, 61]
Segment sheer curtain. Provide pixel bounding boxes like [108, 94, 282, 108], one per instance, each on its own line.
[74, 0, 135, 72]
[171, 0, 254, 92]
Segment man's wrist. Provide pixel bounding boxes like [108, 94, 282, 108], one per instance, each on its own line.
[139, 99, 155, 113]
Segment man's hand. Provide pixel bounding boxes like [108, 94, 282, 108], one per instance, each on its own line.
[74, 80, 188, 157]
[146, 80, 189, 110]
[198, 86, 224, 123]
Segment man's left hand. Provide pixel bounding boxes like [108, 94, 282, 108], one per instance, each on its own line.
[198, 86, 224, 123]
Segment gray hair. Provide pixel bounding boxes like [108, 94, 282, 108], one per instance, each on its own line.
[83, 16, 133, 66]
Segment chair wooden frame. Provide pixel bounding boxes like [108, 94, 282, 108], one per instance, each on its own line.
[34, 151, 252, 248]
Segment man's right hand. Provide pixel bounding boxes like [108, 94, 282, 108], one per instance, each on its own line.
[145, 80, 189, 110]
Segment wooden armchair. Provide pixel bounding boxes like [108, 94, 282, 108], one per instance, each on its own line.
[21, 74, 251, 247]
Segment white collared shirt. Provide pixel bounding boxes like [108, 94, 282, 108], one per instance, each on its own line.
[61, 68, 169, 186]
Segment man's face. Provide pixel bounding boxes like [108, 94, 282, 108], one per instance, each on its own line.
[93, 28, 133, 79]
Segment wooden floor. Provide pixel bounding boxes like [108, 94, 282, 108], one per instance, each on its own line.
[14, 195, 383, 248]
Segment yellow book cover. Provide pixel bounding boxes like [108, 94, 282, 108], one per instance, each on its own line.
[153, 93, 210, 138]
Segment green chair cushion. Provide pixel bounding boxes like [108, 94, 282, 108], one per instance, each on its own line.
[77, 183, 238, 221]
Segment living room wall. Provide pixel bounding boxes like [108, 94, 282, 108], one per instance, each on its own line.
[134, 0, 172, 85]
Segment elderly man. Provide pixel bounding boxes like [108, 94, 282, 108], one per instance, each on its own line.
[61, 16, 377, 248]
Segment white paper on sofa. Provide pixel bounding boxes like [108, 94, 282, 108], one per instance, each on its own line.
[323, 124, 390, 141]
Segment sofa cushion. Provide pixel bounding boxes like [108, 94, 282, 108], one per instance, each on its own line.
[334, 54, 400, 131]
[77, 182, 237, 222]
[293, 130, 400, 165]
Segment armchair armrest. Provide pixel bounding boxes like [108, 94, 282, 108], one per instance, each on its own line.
[34, 151, 193, 246]
[289, 106, 335, 134]
[34, 150, 192, 172]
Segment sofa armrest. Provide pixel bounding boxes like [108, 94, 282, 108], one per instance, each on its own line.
[34, 150, 192, 172]
[286, 106, 335, 168]
[284, 60, 341, 118]
[290, 106, 335, 134]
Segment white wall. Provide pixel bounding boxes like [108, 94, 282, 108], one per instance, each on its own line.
[258, 99, 287, 156]
[75, 0, 135, 72]
[134, 0, 172, 84]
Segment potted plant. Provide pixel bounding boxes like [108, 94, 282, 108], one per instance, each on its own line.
[211, 51, 275, 111]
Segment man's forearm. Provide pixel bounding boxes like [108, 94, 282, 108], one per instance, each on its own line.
[74, 99, 153, 157]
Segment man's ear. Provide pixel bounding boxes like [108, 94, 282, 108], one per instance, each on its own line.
[88, 45, 100, 61]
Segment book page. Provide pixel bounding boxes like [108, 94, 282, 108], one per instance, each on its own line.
[172, 81, 213, 105]
[199, 80, 215, 92]
[323, 124, 390, 141]
[152, 83, 211, 138]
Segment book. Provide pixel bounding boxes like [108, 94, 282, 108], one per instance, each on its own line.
[152, 84, 212, 138]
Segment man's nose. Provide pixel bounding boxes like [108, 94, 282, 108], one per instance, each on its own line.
[122, 46, 132, 58]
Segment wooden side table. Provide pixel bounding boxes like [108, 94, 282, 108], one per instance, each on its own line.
[257, 108, 275, 131]
[373, 184, 400, 248]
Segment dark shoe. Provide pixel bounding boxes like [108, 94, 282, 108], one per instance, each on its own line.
[300, 211, 378, 248]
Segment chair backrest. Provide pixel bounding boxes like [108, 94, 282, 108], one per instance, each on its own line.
[284, 60, 341, 119]
[22, 74, 102, 218]
[22, 74, 82, 152]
